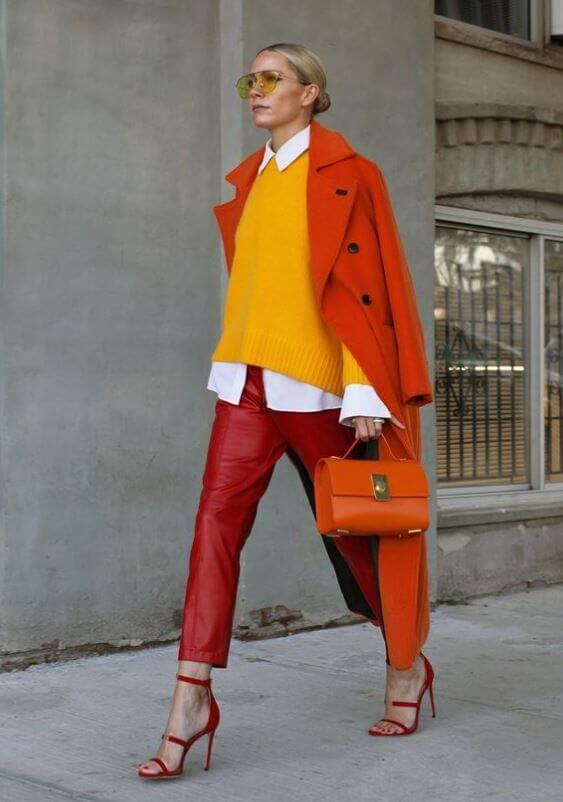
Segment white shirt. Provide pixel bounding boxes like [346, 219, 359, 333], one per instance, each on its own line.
[207, 123, 391, 427]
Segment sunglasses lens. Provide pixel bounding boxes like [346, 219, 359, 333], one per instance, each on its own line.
[259, 71, 278, 93]
[235, 75, 254, 98]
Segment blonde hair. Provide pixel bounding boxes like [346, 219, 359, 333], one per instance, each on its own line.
[255, 43, 331, 116]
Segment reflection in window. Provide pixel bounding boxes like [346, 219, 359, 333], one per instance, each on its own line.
[435, 227, 528, 487]
[435, 0, 530, 40]
[545, 240, 563, 482]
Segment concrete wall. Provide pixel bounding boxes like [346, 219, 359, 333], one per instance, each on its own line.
[0, 0, 437, 667]
[438, 510, 563, 601]
[0, 0, 223, 666]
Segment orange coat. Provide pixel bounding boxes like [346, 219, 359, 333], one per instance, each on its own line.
[212, 118, 434, 669]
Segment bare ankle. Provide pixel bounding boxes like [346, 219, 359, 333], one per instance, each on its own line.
[387, 654, 424, 682]
[174, 680, 208, 705]
[178, 659, 212, 680]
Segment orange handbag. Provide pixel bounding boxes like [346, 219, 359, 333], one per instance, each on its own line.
[313, 433, 430, 539]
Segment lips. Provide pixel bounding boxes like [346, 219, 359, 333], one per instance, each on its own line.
[252, 105, 268, 110]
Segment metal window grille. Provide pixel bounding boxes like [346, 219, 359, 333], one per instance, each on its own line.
[434, 226, 528, 487]
[544, 240, 563, 481]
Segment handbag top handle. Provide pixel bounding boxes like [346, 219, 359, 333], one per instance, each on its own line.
[337, 432, 408, 462]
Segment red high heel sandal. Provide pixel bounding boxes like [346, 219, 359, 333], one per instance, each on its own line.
[137, 673, 220, 779]
[368, 652, 436, 737]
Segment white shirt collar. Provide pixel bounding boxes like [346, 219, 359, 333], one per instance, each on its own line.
[258, 123, 310, 174]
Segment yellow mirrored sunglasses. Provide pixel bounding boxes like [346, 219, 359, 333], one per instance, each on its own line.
[235, 69, 310, 99]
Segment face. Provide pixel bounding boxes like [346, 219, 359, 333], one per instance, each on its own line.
[244, 50, 319, 131]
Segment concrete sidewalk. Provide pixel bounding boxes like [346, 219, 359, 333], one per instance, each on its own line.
[0, 585, 562, 802]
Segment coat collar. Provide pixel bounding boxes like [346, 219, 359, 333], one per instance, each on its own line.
[223, 118, 357, 189]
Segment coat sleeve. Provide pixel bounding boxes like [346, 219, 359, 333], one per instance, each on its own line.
[368, 162, 434, 407]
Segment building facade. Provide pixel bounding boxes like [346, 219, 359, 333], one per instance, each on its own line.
[434, 1, 563, 598]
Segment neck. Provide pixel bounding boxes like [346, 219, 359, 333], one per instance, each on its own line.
[270, 118, 311, 152]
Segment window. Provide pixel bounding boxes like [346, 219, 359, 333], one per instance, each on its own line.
[434, 216, 563, 492]
[435, 0, 531, 40]
[435, 226, 528, 487]
[545, 240, 563, 481]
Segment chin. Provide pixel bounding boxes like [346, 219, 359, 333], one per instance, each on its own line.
[252, 117, 272, 129]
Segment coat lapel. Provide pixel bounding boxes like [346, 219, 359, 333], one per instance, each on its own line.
[306, 120, 358, 305]
[212, 118, 358, 299]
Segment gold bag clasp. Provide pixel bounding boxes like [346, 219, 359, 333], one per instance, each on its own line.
[371, 473, 389, 500]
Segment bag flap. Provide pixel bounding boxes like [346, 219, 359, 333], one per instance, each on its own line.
[324, 457, 429, 498]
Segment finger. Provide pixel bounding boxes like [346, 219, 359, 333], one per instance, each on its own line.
[365, 418, 384, 439]
[355, 417, 370, 441]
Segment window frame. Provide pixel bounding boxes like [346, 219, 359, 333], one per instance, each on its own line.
[435, 204, 563, 502]
[435, 0, 546, 47]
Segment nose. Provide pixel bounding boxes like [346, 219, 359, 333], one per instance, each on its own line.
[249, 83, 265, 101]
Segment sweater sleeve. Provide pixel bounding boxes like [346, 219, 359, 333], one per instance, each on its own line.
[339, 343, 391, 427]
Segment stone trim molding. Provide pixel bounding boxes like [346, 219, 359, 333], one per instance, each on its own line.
[436, 103, 563, 202]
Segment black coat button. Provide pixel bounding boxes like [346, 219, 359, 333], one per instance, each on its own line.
[335, 188, 348, 195]
[347, 241, 360, 253]
[361, 293, 372, 305]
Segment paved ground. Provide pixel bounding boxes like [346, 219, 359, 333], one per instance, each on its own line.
[0, 584, 562, 801]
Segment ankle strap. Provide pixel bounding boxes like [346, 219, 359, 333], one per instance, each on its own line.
[177, 673, 211, 687]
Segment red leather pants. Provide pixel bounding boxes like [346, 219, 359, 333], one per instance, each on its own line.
[178, 364, 386, 668]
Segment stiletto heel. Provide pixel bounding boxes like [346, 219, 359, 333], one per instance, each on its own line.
[138, 673, 220, 780]
[428, 675, 436, 718]
[204, 728, 216, 770]
[368, 651, 436, 736]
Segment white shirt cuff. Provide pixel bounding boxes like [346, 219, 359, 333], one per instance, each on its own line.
[338, 384, 392, 427]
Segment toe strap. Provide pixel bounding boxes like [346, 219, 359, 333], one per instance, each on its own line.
[370, 717, 410, 732]
[140, 756, 169, 775]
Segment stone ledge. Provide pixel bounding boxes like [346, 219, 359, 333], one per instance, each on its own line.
[435, 16, 563, 70]
[438, 490, 563, 528]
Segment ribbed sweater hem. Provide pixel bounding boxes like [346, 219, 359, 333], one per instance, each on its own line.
[211, 328, 343, 396]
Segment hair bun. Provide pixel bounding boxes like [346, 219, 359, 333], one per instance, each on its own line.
[315, 90, 331, 115]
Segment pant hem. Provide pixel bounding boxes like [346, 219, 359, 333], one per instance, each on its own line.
[178, 648, 228, 669]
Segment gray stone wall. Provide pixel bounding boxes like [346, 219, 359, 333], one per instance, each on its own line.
[0, 0, 223, 665]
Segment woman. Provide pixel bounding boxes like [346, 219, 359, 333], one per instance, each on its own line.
[138, 42, 435, 780]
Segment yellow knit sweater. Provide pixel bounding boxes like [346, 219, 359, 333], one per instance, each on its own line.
[211, 150, 371, 395]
